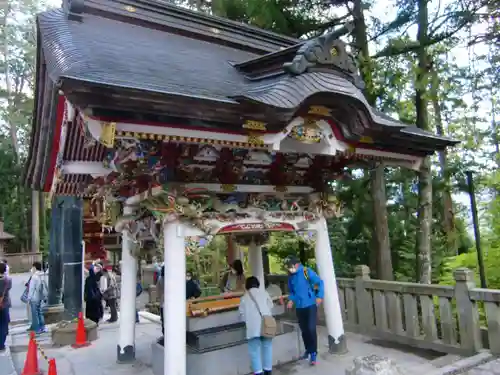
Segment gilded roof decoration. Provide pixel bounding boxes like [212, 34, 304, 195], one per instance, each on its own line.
[288, 120, 323, 144]
[308, 106, 332, 117]
[100, 122, 117, 148]
[243, 120, 267, 131]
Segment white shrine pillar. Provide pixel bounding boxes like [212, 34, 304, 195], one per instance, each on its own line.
[163, 220, 186, 375]
[117, 206, 138, 363]
[248, 239, 265, 289]
[314, 217, 348, 354]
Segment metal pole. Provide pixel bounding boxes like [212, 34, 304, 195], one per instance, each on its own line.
[466, 171, 487, 289]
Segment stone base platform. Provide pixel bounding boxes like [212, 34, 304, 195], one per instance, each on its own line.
[51, 319, 98, 347]
[44, 304, 65, 324]
[152, 321, 303, 375]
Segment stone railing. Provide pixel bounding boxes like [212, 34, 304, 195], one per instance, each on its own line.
[268, 265, 500, 356]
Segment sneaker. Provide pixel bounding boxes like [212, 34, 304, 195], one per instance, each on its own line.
[310, 352, 317, 366]
[300, 351, 309, 360]
[36, 327, 48, 335]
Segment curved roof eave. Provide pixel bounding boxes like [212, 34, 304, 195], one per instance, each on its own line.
[230, 72, 405, 128]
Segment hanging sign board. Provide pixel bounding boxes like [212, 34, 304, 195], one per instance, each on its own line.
[218, 222, 295, 234]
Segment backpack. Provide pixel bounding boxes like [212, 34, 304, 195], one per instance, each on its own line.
[301, 267, 318, 298]
[39, 275, 49, 309]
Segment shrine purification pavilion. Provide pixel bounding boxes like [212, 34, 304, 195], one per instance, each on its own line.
[24, 0, 458, 374]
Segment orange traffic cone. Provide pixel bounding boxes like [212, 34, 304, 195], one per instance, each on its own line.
[71, 312, 90, 348]
[48, 358, 57, 375]
[21, 332, 40, 375]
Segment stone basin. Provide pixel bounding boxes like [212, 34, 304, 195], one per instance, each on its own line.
[152, 319, 303, 375]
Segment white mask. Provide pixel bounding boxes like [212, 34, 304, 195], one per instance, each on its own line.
[288, 267, 297, 274]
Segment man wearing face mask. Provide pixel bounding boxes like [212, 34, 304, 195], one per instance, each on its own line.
[285, 256, 324, 366]
[186, 271, 201, 300]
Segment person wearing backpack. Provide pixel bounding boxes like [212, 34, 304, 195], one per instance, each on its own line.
[27, 262, 48, 334]
[285, 256, 324, 366]
[186, 270, 201, 300]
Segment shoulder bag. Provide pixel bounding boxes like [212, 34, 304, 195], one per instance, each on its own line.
[248, 291, 277, 338]
[21, 276, 32, 304]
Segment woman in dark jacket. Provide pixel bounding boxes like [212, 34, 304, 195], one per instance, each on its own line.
[186, 271, 201, 300]
[84, 266, 103, 324]
[0, 262, 12, 351]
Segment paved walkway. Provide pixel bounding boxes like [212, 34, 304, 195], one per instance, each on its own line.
[3, 318, 452, 375]
[8, 272, 31, 323]
[464, 359, 500, 375]
[2, 274, 499, 374]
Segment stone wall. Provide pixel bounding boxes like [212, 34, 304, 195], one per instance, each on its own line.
[4, 252, 43, 273]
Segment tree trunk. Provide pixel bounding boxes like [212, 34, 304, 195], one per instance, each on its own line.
[415, 0, 433, 284]
[352, 0, 393, 280]
[430, 70, 456, 254]
[371, 166, 394, 280]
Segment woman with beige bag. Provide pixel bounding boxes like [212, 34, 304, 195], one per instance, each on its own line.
[239, 276, 276, 375]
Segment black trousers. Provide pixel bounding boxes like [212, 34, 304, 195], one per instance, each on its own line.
[296, 304, 318, 354]
[160, 307, 164, 335]
[107, 298, 118, 322]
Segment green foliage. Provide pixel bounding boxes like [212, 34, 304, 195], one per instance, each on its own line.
[0, 0, 50, 253]
[0, 138, 29, 250]
[267, 232, 314, 268]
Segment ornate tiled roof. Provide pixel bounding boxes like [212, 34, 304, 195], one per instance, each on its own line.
[24, 0, 459, 192]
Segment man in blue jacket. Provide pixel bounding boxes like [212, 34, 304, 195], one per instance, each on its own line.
[285, 256, 324, 365]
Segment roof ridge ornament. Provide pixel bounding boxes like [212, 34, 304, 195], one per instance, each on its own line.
[63, 0, 85, 21]
[283, 22, 365, 90]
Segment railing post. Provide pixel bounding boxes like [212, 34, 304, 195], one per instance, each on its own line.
[453, 268, 482, 354]
[355, 265, 373, 330]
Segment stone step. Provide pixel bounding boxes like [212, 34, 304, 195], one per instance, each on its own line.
[429, 354, 465, 368]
